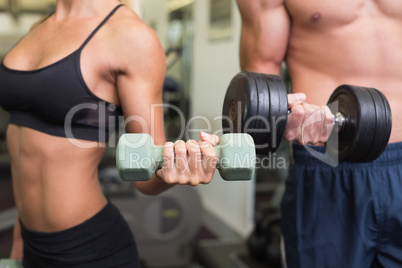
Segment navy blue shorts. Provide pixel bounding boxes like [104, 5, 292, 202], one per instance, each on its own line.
[281, 142, 402, 268]
[21, 201, 141, 268]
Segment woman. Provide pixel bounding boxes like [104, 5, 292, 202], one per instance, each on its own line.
[0, 0, 218, 267]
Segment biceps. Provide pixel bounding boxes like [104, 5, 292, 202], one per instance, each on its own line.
[258, 6, 290, 63]
[118, 77, 165, 136]
[239, 2, 290, 73]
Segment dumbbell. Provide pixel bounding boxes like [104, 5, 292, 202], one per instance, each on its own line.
[222, 71, 392, 162]
[116, 133, 256, 181]
[0, 259, 22, 268]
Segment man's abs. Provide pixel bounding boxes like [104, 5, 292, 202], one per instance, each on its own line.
[285, 0, 402, 143]
[7, 125, 107, 232]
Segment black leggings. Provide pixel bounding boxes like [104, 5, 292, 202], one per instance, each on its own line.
[21, 202, 141, 268]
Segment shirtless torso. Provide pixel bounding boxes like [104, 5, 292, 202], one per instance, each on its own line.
[238, 0, 402, 143]
[237, 1, 402, 266]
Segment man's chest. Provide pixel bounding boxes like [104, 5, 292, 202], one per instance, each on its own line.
[284, 0, 402, 26]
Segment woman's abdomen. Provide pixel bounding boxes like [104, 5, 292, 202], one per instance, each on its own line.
[7, 125, 108, 232]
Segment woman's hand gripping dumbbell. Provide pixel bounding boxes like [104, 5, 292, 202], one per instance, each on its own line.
[116, 132, 256, 183]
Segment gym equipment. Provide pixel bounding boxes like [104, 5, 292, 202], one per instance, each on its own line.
[247, 207, 281, 267]
[326, 85, 392, 162]
[0, 207, 17, 233]
[116, 133, 256, 181]
[222, 71, 392, 162]
[111, 186, 202, 267]
[222, 72, 287, 156]
[0, 259, 22, 268]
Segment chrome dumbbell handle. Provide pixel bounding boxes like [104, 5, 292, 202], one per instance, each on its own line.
[333, 112, 346, 132]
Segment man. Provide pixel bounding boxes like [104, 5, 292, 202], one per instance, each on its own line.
[236, 0, 402, 267]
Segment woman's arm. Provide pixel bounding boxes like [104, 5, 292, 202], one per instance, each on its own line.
[114, 15, 217, 195]
[10, 215, 23, 259]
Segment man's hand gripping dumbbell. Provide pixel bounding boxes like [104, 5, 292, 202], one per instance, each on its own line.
[222, 71, 392, 162]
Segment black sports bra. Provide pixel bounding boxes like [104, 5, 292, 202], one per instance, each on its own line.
[0, 5, 124, 143]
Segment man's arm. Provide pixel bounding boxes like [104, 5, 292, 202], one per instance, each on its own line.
[237, 1, 334, 145]
[237, 0, 290, 74]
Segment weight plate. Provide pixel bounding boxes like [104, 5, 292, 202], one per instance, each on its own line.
[377, 89, 392, 155]
[222, 72, 259, 135]
[359, 88, 383, 162]
[327, 85, 376, 162]
[264, 74, 288, 153]
[361, 88, 392, 162]
[222, 72, 288, 155]
[344, 86, 376, 162]
[252, 73, 271, 154]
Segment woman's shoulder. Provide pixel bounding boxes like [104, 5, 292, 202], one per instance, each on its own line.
[104, 6, 165, 67]
[107, 6, 161, 48]
[100, 6, 165, 75]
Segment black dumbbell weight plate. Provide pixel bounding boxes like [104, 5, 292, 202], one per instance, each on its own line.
[263, 74, 288, 153]
[222, 72, 258, 135]
[326, 85, 373, 162]
[222, 72, 288, 155]
[253, 73, 288, 154]
[361, 88, 392, 162]
[327, 85, 391, 162]
[377, 89, 392, 157]
[251, 73, 271, 154]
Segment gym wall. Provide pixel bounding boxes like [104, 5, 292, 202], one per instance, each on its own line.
[142, 0, 254, 238]
[191, 0, 254, 238]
